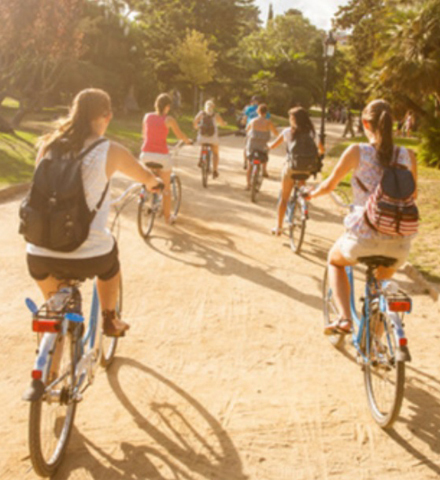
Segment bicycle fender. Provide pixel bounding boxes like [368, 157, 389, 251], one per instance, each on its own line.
[33, 333, 58, 383]
[397, 346, 412, 362]
[22, 379, 46, 401]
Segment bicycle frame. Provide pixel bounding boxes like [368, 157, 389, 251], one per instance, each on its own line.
[346, 267, 409, 365]
[27, 283, 102, 401]
[286, 185, 308, 224]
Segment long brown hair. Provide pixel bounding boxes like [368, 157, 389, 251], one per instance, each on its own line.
[288, 107, 315, 141]
[39, 88, 111, 155]
[154, 93, 172, 115]
[362, 99, 394, 166]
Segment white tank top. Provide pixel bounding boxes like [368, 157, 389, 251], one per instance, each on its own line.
[27, 138, 114, 259]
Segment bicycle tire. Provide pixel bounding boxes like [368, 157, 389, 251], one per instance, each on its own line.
[364, 310, 405, 428]
[250, 164, 261, 203]
[289, 196, 306, 254]
[29, 334, 78, 477]
[137, 193, 156, 239]
[100, 275, 122, 368]
[322, 267, 345, 348]
[201, 151, 209, 188]
[171, 174, 182, 216]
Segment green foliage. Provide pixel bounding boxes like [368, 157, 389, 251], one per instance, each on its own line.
[170, 30, 217, 88]
[419, 117, 440, 168]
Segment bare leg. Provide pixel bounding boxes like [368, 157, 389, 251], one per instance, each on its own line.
[328, 243, 355, 321]
[246, 158, 252, 188]
[212, 145, 219, 176]
[157, 169, 172, 222]
[276, 175, 295, 230]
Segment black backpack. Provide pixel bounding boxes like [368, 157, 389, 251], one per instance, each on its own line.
[288, 132, 319, 172]
[199, 112, 215, 137]
[19, 138, 109, 252]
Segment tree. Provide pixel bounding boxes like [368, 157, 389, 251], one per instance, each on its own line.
[267, 3, 274, 23]
[0, 0, 84, 127]
[169, 30, 217, 111]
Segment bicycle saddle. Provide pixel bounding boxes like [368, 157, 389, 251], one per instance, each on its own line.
[358, 256, 397, 268]
[144, 161, 163, 169]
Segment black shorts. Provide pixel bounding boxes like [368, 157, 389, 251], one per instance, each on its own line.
[27, 243, 120, 282]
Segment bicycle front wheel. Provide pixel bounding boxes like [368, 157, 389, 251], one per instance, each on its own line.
[364, 311, 405, 428]
[29, 334, 78, 477]
[322, 267, 345, 348]
[100, 276, 122, 368]
[137, 193, 156, 239]
[289, 197, 306, 254]
[171, 174, 182, 216]
[250, 164, 261, 203]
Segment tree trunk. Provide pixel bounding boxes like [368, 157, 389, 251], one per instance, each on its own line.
[0, 114, 14, 134]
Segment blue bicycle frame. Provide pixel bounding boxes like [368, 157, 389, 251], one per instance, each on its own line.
[345, 266, 409, 365]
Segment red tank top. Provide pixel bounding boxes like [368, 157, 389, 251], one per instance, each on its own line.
[141, 113, 169, 154]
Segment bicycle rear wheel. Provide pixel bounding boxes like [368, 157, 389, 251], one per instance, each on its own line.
[289, 196, 306, 253]
[364, 310, 405, 428]
[100, 276, 122, 368]
[250, 164, 261, 203]
[29, 334, 78, 477]
[322, 267, 345, 348]
[171, 173, 182, 216]
[137, 192, 156, 239]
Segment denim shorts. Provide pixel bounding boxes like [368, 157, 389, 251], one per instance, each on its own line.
[336, 232, 411, 269]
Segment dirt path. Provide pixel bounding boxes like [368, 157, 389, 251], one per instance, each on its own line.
[1, 129, 439, 480]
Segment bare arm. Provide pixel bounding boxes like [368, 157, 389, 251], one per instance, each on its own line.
[310, 144, 360, 198]
[216, 113, 227, 127]
[166, 116, 191, 144]
[268, 120, 279, 137]
[106, 141, 162, 190]
[268, 132, 284, 150]
[193, 112, 202, 130]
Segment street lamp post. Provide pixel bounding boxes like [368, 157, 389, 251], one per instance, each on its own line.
[319, 31, 337, 152]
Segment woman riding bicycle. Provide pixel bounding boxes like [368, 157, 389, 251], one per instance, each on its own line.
[193, 100, 227, 179]
[268, 107, 318, 236]
[141, 93, 192, 224]
[26, 88, 163, 337]
[245, 103, 278, 189]
[307, 99, 417, 335]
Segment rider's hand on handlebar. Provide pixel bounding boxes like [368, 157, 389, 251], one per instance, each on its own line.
[184, 138, 193, 145]
[302, 187, 314, 201]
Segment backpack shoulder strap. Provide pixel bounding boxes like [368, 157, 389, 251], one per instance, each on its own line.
[355, 176, 370, 193]
[390, 146, 401, 167]
[76, 138, 108, 161]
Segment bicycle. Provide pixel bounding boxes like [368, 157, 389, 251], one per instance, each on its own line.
[323, 256, 412, 428]
[137, 141, 184, 238]
[249, 150, 267, 203]
[23, 275, 122, 477]
[285, 174, 310, 254]
[199, 143, 213, 188]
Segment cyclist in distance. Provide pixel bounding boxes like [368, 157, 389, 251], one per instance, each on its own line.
[141, 93, 192, 224]
[26, 88, 163, 337]
[245, 103, 278, 189]
[193, 100, 227, 179]
[268, 107, 318, 235]
[307, 99, 418, 335]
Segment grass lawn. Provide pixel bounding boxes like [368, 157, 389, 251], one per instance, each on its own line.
[323, 136, 440, 284]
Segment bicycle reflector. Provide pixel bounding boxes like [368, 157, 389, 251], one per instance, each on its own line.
[32, 319, 61, 333]
[387, 298, 412, 312]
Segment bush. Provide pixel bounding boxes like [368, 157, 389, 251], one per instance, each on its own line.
[419, 116, 440, 168]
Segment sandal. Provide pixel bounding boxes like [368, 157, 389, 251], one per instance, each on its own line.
[103, 310, 130, 337]
[271, 227, 282, 236]
[324, 318, 352, 336]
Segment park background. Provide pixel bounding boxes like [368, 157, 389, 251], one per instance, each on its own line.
[1, 0, 440, 283]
